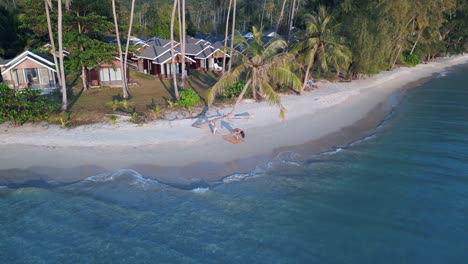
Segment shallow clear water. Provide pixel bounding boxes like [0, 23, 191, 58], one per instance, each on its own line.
[1, 64, 467, 263]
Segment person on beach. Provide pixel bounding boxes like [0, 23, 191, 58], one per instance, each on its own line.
[232, 128, 245, 140]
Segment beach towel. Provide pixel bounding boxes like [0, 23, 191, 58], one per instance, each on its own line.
[223, 135, 244, 144]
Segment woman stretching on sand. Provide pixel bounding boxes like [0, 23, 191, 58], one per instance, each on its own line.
[232, 128, 245, 140]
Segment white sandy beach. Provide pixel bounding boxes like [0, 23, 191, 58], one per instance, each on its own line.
[0, 54, 467, 185]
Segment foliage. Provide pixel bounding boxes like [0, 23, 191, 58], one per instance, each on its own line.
[222, 80, 249, 98]
[210, 27, 301, 119]
[109, 114, 118, 125]
[404, 54, 419, 66]
[177, 88, 201, 108]
[0, 84, 58, 126]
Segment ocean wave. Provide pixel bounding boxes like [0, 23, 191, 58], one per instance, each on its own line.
[320, 147, 344, 156]
[84, 169, 160, 187]
[0, 186, 7, 189]
[437, 71, 448, 78]
[191, 187, 210, 193]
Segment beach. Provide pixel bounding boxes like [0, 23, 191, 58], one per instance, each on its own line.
[1, 54, 467, 187]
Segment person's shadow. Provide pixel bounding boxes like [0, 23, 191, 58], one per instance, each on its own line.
[221, 120, 234, 132]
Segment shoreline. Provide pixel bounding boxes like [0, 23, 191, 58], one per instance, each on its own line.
[0, 54, 467, 187]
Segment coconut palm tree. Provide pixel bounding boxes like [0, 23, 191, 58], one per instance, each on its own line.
[123, 0, 136, 90]
[209, 27, 301, 119]
[275, 0, 287, 33]
[227, 0, 237, 72]
[222, 0, 233, 75]
[170, 0, 179, 100]
[180, 0, 187, 89]
[291, 6, 351, 94]
[44, 0, 62, 87]
[58, 0, 70, 112]
[111, 0, 129, 99]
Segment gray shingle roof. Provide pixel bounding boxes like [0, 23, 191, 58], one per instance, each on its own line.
[0, 59, 13, 66]
[139, 45, 172, 60]
[180, 43, 209, 56]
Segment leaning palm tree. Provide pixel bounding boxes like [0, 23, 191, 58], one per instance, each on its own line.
[291, 6, 351, 94]
[111, 0, 129, 99]
[209, 27, 301, 120]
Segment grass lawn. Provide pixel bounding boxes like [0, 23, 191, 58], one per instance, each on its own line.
[50, 69, 220, 126]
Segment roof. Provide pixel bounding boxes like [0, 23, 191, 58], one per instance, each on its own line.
[1, 50, 56, 74]
[195, 46, 229, 59]
[180, 43, 211, 56]
[139, 45, 172, 60]
[146, 37, 176, 47]
[0, 59, 13, 67]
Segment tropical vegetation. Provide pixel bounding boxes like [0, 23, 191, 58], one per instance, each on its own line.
[0, 0, 466, 126]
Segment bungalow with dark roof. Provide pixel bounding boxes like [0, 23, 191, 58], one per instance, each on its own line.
[133, 38, 195, 78]
[182, 43, 229, 71]
[0, 50, 59, 92]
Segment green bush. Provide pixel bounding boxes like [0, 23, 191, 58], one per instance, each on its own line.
[404, 54, 420, 66]
[223, 80, 249, 98]
[178, 88, 201, 108]
[0, 84, 58, 126]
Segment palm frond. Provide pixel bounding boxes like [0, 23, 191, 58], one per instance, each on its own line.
[208, 64, 245, 104]
[269, 66, 302, 92]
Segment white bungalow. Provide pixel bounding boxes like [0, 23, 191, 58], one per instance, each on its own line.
[0, 50, 59, 92]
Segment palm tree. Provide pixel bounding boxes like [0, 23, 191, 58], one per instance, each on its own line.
[209, 27, 301, 119]
[275, 0, 287, 33]
[227, 0, 237, 72]
[111, 0, 129, 99]
[291, 6, 351, 94]
[58, 0, 70, 112]
[222, 0, 233, 75]
[123, 0, 136, 90]
[170, 0, 179, 100]
[44, 0, 62, 87]
[180, 0, 187, 89]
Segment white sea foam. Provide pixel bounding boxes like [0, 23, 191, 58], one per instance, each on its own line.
[84, 169, 159, 187]
[191, 187, 210, 193]
[0, 186, 7, 189]
[321, 148, 344, 155]
[223, 173, 257, 183]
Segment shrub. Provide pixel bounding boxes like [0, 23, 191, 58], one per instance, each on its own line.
[0, 84, 58, 126]
[223, 80, 249, 98]
[404, 54, 420, 66]
[178, 88, 201, 108]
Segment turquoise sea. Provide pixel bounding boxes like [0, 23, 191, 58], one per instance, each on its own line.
[1, 64, 467, 263]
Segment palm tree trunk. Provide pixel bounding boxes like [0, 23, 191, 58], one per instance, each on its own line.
[58, 0, 67, 112]
[180, 0, 186, 88]
[301, 61, 312, 95]
[287, 0, 297, 45]
[410, 29, 423, 55]
[123, 0, 136, 91]
[222, 0, 232, 75]
[228, 0, 237, 72]
[228, 79, 251, 118]
[275, 0, 287, 33]
[77, 18, 89, 92]
[170, 0, 179, 100]
[111, 0, 129, 99]
[44, 0, 61, 87]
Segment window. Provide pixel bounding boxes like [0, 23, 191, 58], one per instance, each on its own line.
[99, 68, 122, 82]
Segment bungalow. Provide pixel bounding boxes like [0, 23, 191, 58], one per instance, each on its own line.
[86, 58, 126, 87]
[0, 50, 59, 92]
[133, 38, 194, 78]
[182, 43, 229, 71]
